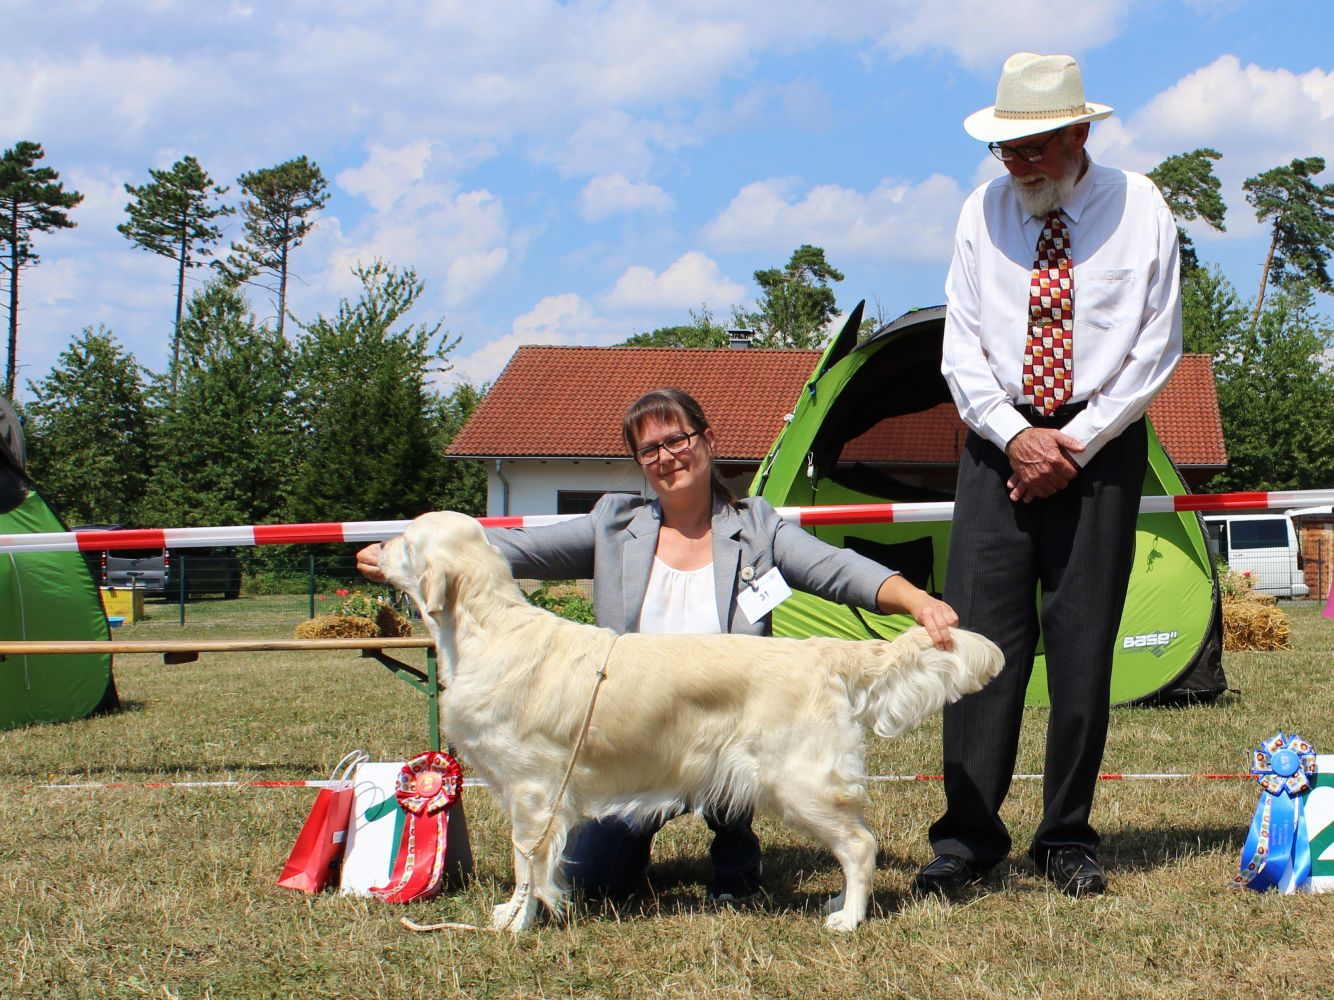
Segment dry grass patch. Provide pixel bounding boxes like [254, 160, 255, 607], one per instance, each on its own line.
[2, 605, 1332, 998]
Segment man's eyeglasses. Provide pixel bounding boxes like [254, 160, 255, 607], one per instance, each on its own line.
[987, 131, 1061, 164]
[633, 430, 699, 466]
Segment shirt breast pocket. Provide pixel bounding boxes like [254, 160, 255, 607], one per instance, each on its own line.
[1075, 268, 1137, 332]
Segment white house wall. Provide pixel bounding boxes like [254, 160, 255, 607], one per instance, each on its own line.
[485, 460, 755, 515]
[486, 460, 645, 516]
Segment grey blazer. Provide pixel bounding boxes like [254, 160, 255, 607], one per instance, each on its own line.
[486, 492, 894, 636]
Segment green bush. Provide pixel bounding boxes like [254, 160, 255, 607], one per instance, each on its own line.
[524, 581, 596, 624]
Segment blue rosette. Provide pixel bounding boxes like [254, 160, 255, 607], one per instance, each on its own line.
[1233, 732, 1317, 893]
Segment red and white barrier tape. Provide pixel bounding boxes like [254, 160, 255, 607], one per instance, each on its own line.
[2, 489, 1331, 555]
[20, 772, 1251, 791]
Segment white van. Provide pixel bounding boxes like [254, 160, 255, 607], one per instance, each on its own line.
[1203, 513, 1309, 598]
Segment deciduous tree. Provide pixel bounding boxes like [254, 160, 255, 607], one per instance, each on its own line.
[222, 156, 329, 338]
[1210, 283, 1334, 492]
[0, 140, 82, 398]
[118, 156, 233, 392]
[1180, 265, 1246, 357]
[142, 281, 294, 530]
[1243, 156, 1334, 325]
[429, 380, 488, 515]
[22, 326, 153, 524]
[287, 261, 461, 529]
[619, 306, 729, 347]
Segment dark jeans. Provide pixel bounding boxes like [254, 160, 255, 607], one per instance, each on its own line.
[561, 809, 761, 897]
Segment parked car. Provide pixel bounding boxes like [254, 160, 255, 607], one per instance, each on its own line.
[69, 523, 122, 584]
[1204, 513, 1309, 598]
[83, 528, 244, 600]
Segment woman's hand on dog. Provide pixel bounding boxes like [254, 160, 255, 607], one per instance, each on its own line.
[356, 543, 387, 583]
[875, 575, 959, 650]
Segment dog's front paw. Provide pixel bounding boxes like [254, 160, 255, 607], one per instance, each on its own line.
[491, 899, 532, 933]
[823, 908, 863, 932]
[821, 891, 846, 916]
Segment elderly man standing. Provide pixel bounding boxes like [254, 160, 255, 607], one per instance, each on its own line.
[917, 53, 1182, 897]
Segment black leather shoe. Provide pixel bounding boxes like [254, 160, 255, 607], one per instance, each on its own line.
[913, 854, 985, 894]
[1037, 847, 1106, 897]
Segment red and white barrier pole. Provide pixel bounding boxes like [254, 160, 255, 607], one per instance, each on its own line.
[1, 489, 1331, 555]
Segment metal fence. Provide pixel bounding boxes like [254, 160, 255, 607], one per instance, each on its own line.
[99, 556, 589, 638]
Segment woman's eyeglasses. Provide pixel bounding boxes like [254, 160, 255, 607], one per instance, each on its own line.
[633, 430, 699, 466]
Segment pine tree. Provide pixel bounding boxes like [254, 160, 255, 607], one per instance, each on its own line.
[222, 156, 330, 338]
[1243, 156, 1334, 325]
[737, 245, 845, 349]
[118, 156, 233, 392]
[0, 140, 82, 398]
[1147, 148, 1226, 275]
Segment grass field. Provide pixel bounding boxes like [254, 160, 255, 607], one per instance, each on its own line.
[2, 604, 1332, 998]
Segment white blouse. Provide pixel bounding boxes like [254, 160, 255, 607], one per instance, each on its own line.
[636, 558, 722, 635]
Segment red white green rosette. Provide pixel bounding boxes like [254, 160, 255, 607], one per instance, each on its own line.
[371, 751, 463, 904]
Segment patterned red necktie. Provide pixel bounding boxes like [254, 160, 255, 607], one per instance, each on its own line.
[1022, 211, 1073, 415]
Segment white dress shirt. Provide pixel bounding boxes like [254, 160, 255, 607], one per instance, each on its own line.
[941, 156, 1182, 465]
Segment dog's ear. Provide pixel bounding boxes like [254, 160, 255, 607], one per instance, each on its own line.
[419, 550, 454, 617]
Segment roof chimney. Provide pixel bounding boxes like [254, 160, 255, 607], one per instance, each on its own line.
[728, 329, 753, 350]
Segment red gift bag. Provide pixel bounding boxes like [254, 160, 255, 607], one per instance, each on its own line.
[277, 750, 367, 893]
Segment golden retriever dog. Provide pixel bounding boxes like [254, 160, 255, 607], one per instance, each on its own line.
[379, 511, 1002, 932]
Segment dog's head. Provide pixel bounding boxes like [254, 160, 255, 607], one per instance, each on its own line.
[379, 511, 497, 623]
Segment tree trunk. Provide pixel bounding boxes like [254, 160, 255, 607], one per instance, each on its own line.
[173, 221, 187, 394]
[1252, 228, 1278, 329]
[5, 203, 18, 400]
[277, 238, 289, 340]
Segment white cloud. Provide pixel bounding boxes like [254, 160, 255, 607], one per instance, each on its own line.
[874, 1, 1129, 71]
[579, 174, 675, 221]
[703, 175, 965, 262]
[336, 142, 434, 213]
[451, 292, 622, 385]
[536, 111, 696, 180]
[1130, 56, 1334, 166]
[322, 145, 516, 309]
[602, 252, 746, 311]
[445, 248, 510, 307]
[1087, 56, 1334, 242]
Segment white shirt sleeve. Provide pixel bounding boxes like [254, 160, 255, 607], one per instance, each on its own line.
[1060, 196, 1183, 465]
[941, 188, 1033, 452]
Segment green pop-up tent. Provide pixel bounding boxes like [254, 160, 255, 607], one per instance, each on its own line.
[0, 395, 118, 730]
[751, 303, 1226, 706]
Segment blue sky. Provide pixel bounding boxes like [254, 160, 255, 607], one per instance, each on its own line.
[3, 0, 1332, 398]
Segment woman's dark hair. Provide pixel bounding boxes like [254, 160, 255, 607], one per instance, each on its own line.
[621, 387, 739, 507]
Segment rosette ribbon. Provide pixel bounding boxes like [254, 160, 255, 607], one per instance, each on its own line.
[1233, 732, 1317, 893]
[371, 750, 463, 904]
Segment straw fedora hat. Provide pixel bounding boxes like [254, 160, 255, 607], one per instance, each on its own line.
[964, 52, 1113, 143]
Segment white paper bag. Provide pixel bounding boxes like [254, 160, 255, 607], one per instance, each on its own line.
[339, 761, 406, 896]
[1306, 755, 1334, 893]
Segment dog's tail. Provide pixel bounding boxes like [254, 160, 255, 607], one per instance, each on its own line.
[830, 627, 1003, 738]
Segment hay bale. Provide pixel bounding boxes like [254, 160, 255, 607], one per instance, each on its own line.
[1222, 596, 1291, 651]
[376, 604, 413, 637]
[295, 614, 381, 639]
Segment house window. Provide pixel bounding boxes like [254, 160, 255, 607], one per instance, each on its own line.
[557, 491, 609, 515]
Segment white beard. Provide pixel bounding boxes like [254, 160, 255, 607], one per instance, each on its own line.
[1011, 152, 1083, 217]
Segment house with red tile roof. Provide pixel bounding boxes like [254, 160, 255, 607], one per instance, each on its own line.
[447, 345, 1226, 515]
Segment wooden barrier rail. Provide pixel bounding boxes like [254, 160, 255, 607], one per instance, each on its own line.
[0, 638, 443, 749]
